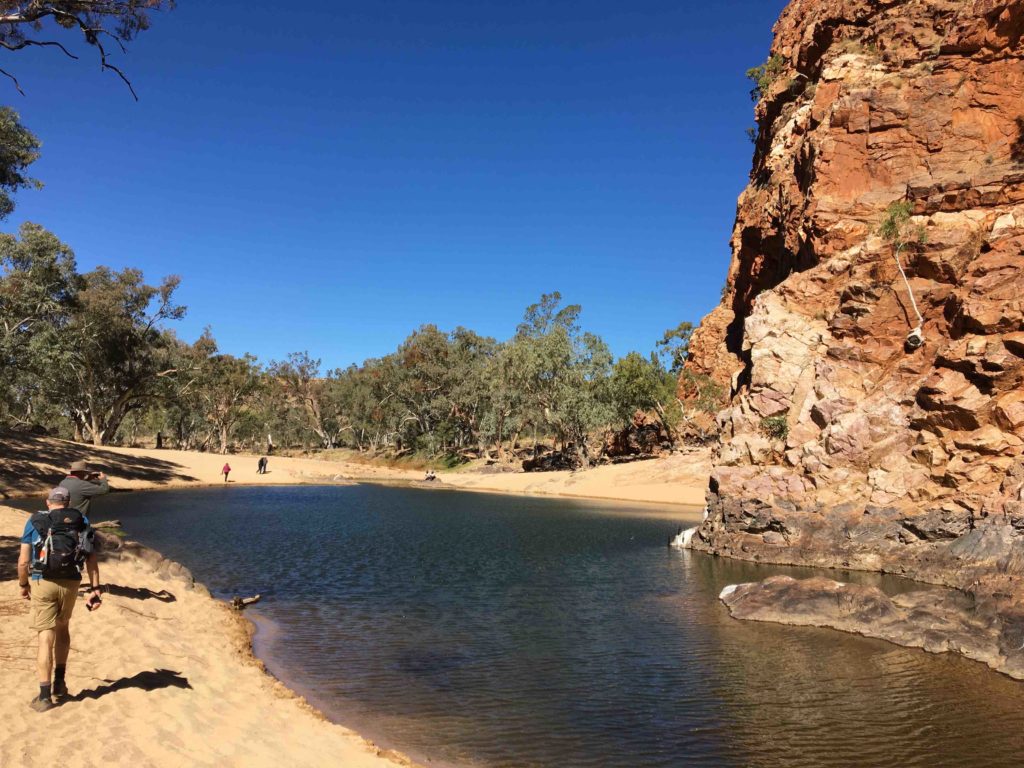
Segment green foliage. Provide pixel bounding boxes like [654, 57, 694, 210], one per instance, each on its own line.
[878, 201, 912, 242]
[745, 126, 757, 144]
[679, 369, 725, 416]
[760, 415, 789, 442]
[610, 352, 670, 421]
[745, 54, 785, 102]
[656, 321, 693, 375]
[0, 107, 41, 220]
[879, 200, 926, 250]
[49, 265, 186, 445]
[2, 268, 708, 459]
[507, 293, 614, 466]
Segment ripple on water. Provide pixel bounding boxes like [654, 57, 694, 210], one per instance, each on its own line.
[93, 485, 1024, 768]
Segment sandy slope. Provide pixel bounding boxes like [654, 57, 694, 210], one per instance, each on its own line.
[0, 433, 710, 508]
[444, 450, 709, 507]
[0, 506, 416, 768]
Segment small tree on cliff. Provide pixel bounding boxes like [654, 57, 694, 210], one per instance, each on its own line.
[656, 321, 694, 374]
[745, 54, 784, 101]
[879, 200, 927, 346]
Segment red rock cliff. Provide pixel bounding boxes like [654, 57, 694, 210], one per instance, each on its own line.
[688, 0, 1024, 599]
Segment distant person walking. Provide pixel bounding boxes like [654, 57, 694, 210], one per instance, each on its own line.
[222, 462, 231, 483]
[59, 460, 109, 518]
[257, 457, 268, 474]
[17, 486, 101, 712]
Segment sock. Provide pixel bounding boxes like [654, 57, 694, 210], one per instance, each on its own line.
[39, 683, 51, 701]
[54, 665, 66, 685]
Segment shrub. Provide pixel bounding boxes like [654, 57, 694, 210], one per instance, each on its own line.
[746, 54, 785, 102]
[760, 415, 789, 442]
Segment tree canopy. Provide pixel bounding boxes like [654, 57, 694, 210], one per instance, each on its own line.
[0, 0, 175, 97]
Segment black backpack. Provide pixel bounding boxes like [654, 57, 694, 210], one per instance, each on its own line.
[30, 509, 94, 578]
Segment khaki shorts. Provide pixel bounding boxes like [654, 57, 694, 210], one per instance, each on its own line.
[30, 578, 81, 632]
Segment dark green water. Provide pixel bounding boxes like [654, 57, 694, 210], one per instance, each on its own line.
[85, 485, 1024, 767]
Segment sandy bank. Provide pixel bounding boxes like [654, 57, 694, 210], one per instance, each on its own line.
[0, 504, 418, 768]
[0, 433, 710, 508]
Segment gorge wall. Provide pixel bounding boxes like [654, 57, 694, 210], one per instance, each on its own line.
[686, 0, 1024, 603]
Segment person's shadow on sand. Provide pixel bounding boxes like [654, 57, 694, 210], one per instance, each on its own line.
[102, 584, 176, 603]
[69, 669, 191, 702]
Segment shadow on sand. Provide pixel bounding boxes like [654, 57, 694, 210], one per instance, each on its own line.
[69, 669, 192, 702]
[0, 535, 21, 581]
[0, 431, 198, 499]
[103, 584, 177, 603]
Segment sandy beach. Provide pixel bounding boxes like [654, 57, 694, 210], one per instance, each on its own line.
[0, 434, 709, 766]
[0, 433, 710, 507]
[0, 503, 418, 768]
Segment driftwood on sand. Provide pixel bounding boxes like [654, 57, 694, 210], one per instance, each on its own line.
[231, 594, 261, 610]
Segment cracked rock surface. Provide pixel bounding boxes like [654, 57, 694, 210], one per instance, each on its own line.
[686, 0, 1024, 672]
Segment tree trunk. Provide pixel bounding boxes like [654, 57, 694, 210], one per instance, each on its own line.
[90, 413, 106, 446]
[653, 401, 678, 446]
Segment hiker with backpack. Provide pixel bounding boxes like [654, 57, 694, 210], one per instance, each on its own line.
[16, 486, 101, 712]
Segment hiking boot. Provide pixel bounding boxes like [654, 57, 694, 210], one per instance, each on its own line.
[52, 681, 68, 702]
[29, 696, 54, 713]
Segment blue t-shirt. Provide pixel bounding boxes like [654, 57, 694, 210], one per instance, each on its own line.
[21, 511, 91, 581]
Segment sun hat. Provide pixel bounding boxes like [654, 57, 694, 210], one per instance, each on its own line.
[47, 486, 71, 503]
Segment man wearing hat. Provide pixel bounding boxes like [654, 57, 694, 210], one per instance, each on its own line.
[17, 486, 101, 712]
[59, 460, 109, 517]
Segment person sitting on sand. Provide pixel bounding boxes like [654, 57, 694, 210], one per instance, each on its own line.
[424, 470, 437, 482]
[222, 462, 231, 483]
[17, 486, 101, 712]
[59, 460, 109, 517]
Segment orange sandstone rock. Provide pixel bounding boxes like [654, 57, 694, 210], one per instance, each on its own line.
[687, 0, 1024, 606]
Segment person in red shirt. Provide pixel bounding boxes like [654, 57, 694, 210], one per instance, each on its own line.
[221, 463, 231, 483]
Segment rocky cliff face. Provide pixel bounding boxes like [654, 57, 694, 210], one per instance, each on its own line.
[687, 0, 1024, 601]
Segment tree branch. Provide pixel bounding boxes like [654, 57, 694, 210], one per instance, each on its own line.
[0, 65, 24, 95]
[0, 38, 79, 59]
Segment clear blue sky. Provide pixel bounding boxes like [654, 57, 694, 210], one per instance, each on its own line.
[5, 0, 786, 370]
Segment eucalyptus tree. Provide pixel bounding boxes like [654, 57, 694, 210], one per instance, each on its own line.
[49, 265, 185, 445]
[609, 351, 681, 441]
[479, 341, 526, 459]
[656, 321, 693, 375]
[0, 107, 40, 218]
[269, 351, 373, 450]
[386, 325, 456, 453]
[0, 222, 77, 424]
[199, 351, 263, 454]
[0, 0, 175, 97]
[512, 292, 614, 466]
[444, 327, 496, 454]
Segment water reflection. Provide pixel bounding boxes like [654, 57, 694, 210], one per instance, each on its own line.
[674, 550, 1024, 768]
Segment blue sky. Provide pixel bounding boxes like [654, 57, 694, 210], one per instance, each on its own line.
[5, 0, 786, 370]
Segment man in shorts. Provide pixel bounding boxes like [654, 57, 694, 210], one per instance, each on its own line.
[17, 486, 102, 712]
